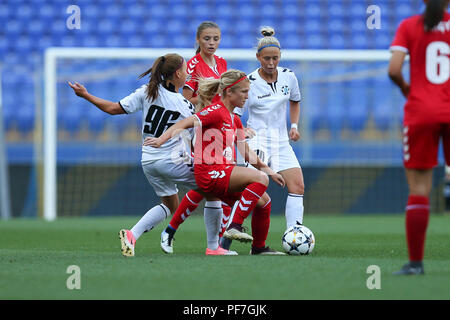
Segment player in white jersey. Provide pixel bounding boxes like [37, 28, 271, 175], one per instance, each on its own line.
[225, 27, 304, 248]
[68, 53, 237, 256]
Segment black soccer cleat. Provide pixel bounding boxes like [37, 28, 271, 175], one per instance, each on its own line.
[393, 262, 425, 275]
[250, 246, 286, 256]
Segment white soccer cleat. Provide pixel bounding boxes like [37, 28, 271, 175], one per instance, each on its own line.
[223, 226, 253, 243]
[160, 230, 174, 254]
[119, 229, 136, 257]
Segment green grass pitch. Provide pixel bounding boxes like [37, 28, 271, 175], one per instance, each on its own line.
[1, 214, 449, 300]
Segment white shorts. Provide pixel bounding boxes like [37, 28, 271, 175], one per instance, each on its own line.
[142, 159, 198, 197]
[240, 138, 301, 173]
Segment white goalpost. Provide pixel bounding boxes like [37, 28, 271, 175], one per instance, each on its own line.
[43, 48, 394, 221]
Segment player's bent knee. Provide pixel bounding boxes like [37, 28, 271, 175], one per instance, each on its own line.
[255, 172, 269, 187]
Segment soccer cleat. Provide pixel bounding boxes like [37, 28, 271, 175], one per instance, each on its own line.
[205, 246, 238, 256]
[119, 229, 136, 257]
[250, 246, 286, 256]
[219, 236, 233, 250]
[223, 225, 253, 243]
[393, 262, 425, 275]
[160, 229, 174, 254]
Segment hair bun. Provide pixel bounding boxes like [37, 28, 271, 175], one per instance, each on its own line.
[260, 26, 275, 37]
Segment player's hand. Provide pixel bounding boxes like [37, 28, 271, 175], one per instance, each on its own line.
[68, 82, 88, 98]
[401, 82, 410, 98]
[289, 128, 300, 141]
[143, 137, 162, 148]
[244, 127, 256, 139]
[270, 173, 285, 187]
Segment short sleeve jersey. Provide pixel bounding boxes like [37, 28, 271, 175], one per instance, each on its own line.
[119, 84, 196, 162]
[193, 102, 245, 166]
[185, 53, 228, 105]
[235, 67, 301, 142]
[390, 13, 450, 124]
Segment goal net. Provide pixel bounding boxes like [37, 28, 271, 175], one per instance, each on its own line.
[42, 48, 445, 221]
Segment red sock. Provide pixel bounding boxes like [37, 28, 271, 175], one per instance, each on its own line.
[405, 195, 430, 262]
[232, 182, 267, 225]
[251, 199, 271, 248]
[219, 202, 232, 238]
[168, 190, 203, 230]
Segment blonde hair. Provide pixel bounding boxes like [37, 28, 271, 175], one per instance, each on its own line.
[196, 69, 248, 111]
[256, 26, 281, 53]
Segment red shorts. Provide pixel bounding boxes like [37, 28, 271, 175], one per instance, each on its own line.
[402, 123, 450, 169]
[194, 164, 242, 207]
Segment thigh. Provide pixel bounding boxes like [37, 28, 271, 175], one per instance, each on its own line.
[228, 166, 268, 193]
[403, 123, 440, 169]
[269, 142, 300, 173]
[279, 167, 304, 194]
[142, 161, 178, 197]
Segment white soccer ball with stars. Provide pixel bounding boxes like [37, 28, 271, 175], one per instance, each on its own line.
[282, 225, 315, 255]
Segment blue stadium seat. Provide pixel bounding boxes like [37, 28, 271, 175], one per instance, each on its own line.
[0, 4, 11, 20]
[97, 19, 116, 34]
[306, 33, 325, 49]
[16, 105, 35, 134]
[328, 34, 345, 49]
[326, 83, 345, 134]
[351, 33, 369, 49]
[304, 18, 322, 33]
[236, 3, 255, 19]
[347, 82, 369, 132]
[60, 104, 84, 133]
[280, 19, 299, 34]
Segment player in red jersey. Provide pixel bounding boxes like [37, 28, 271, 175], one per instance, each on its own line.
[184, 21, 227, 106]
[146, 69, 287, 255]
[389, 0, 450, 275]
[160, 22, 232, 252]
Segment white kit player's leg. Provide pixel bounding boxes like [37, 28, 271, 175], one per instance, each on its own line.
[131, 203, 171, 240]
[285, 193, 304, 227]
[203, 201, 222, 251]
[204, 201, 238, 256]
[271, 142, 304, 228]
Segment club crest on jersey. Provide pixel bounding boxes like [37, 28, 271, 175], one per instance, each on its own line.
[281, 86, 290, 95]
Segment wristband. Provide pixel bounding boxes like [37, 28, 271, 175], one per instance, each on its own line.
[291, 123, 298, 130]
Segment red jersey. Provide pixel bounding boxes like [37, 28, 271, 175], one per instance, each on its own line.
[390, 13, 450, 125]
[193, 101, 245, 167]
[185, 53, 228, 105]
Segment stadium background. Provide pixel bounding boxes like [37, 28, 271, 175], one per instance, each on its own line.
[1, 0, 448, 218]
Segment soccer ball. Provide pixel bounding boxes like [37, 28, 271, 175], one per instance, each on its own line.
[282, 225, 315, 255]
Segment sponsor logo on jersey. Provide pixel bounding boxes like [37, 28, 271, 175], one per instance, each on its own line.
[257, 93, 271, 99]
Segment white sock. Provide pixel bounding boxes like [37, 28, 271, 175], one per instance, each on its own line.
[285, 193, 304, 228]
[204, 201, 222, 250]
[131, 203, 170, 240]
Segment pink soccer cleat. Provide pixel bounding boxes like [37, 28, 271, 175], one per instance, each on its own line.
[119, 229, 136, 257]
[205, 246, 238, 256]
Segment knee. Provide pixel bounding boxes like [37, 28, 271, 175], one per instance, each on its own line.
[288, 180, 304, 195]
[255, 172, 269, 187]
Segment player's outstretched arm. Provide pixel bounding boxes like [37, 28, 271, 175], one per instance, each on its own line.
[68, 81, 125, 115]
[143, 115, 199, 148]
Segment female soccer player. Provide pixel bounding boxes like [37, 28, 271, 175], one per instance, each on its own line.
[224, 27, 305, 249]
[68, 53, 237, 256]
[184, 21, 227, 106]
[145, 69, 287, 255]
[389, 0, 449, 275]
[160, 21, 232, 252]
